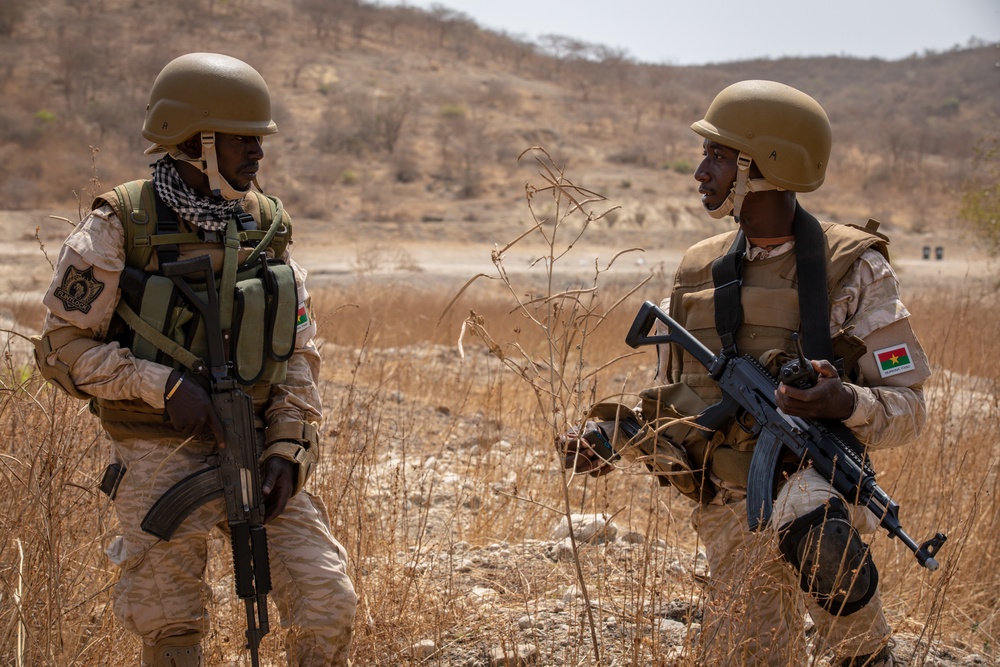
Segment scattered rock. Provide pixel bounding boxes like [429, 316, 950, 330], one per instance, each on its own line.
[411, 639, 436, 660]
[550, 513, 618, 544]
[489, 642, 537, 666]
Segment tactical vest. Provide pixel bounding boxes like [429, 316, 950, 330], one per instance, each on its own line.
[647, 221, 889, 494]
[670, 221, 888, 412]
[91, 180, 298, 436]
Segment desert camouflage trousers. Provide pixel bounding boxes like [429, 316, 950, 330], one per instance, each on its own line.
[104, 434, 357, 666]
[692, 468, 891, 666]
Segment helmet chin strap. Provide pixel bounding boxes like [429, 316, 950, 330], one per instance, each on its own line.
[169, 131, 251, 201]
[706, 152, 783, 222]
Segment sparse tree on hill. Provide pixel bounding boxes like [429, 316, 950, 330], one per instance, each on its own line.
[960, 136, 1000, 258]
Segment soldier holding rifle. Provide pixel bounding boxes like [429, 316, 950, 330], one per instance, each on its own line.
[35, 53, 355, 666]
[564, 80, 933, 666]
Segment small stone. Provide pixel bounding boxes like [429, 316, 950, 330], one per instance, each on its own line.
[489, 643, 537, 666]
[620, 530, 645, 544]
[561, 585, 582, 603]
[551, 513, 618, 544]
[469, 586, 500, 606]
[546, 538, 575, 562]
[411, 639, 436, 660]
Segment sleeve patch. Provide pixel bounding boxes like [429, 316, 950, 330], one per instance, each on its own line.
[53, 266, 105, 314]
[873, 343, 915, 378]
[296, 304, 310, 332]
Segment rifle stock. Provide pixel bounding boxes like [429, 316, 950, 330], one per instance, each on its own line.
[626, 301, 946, 571]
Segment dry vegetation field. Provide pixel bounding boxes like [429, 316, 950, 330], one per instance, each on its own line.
[2, 159, 998, 666]
[1, 0, 999, 665]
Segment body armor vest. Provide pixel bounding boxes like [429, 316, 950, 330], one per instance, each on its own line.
[670, 221, 886, 416]
[90, 180, 298, 437]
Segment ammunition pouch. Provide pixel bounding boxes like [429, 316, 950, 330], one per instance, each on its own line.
[115, 259, 297, 386]
[231, 261, 297, 384]
[263, 421, 320, 494]
[832, 327, 868, 383]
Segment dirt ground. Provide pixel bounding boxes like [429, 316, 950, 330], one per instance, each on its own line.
[3, 207, 992, 332]
[0, 210, 996, 333]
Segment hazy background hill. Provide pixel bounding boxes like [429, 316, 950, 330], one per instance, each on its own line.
[1, 0, 998, 254]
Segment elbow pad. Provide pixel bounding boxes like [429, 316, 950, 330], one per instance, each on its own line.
[31, 328, 103, 400]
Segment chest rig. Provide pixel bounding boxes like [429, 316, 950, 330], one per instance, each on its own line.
[98, 180, 298, 389]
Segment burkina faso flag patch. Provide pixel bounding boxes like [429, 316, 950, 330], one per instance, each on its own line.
[296, 304, 310, 332]
[873, 343, 915, 378]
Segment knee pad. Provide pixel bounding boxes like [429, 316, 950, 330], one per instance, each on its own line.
[141, 631, 204, 667]
[778, 497, 878, 616]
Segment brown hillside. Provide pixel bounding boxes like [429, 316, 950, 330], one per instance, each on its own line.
[1, 0, 998, 249]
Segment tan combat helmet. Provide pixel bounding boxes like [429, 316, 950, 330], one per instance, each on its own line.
[143, 52, 277, 200]
[691, 79, 831, 220]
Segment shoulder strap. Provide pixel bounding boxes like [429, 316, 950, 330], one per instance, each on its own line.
[242, 193, 289, 265]
[711, 230, 746, 357]
[711, 205, 837, 365]
[106, 180, 205, 270]
[793, 204, 836, 364]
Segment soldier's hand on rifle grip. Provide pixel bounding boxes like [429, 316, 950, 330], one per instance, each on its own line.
[261, 456, 297, 523]
[557, 422, 616, 478]
[163, 369, 227, 446]
[775, 359, 855, 421]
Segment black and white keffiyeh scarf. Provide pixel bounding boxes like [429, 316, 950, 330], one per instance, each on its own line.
[152, 157, 240, 231]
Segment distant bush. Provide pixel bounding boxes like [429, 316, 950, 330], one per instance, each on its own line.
[318, 87, 413, 156]
[438, 103, 468, 119]
[960, 136, 1000, 258]
[664, 158, 693, 174]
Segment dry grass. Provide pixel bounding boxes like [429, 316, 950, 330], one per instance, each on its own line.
[1, 156, 998, 666]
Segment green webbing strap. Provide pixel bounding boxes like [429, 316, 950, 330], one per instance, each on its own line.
[219, 218, 241, 332]
[131, 276, 174, 362]
[239, 230, 270, 244]
[145, 232, 203, 247]
[114, 300, 204, 372]
[243, 197, 285, 266]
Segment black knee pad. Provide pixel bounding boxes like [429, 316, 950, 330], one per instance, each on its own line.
[777, 497, 878, 616]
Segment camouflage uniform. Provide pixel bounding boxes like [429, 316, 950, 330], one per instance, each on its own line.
[38, 203, 357, 666]
[657, 239, 929, 666]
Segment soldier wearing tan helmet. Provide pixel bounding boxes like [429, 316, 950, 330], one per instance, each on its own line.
[34, 53, 356, 666]
[563, 80, 930, 666]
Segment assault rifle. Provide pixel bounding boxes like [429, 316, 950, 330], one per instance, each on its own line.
[140, 255, 271, 667]
[624, 300, 946, 571]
